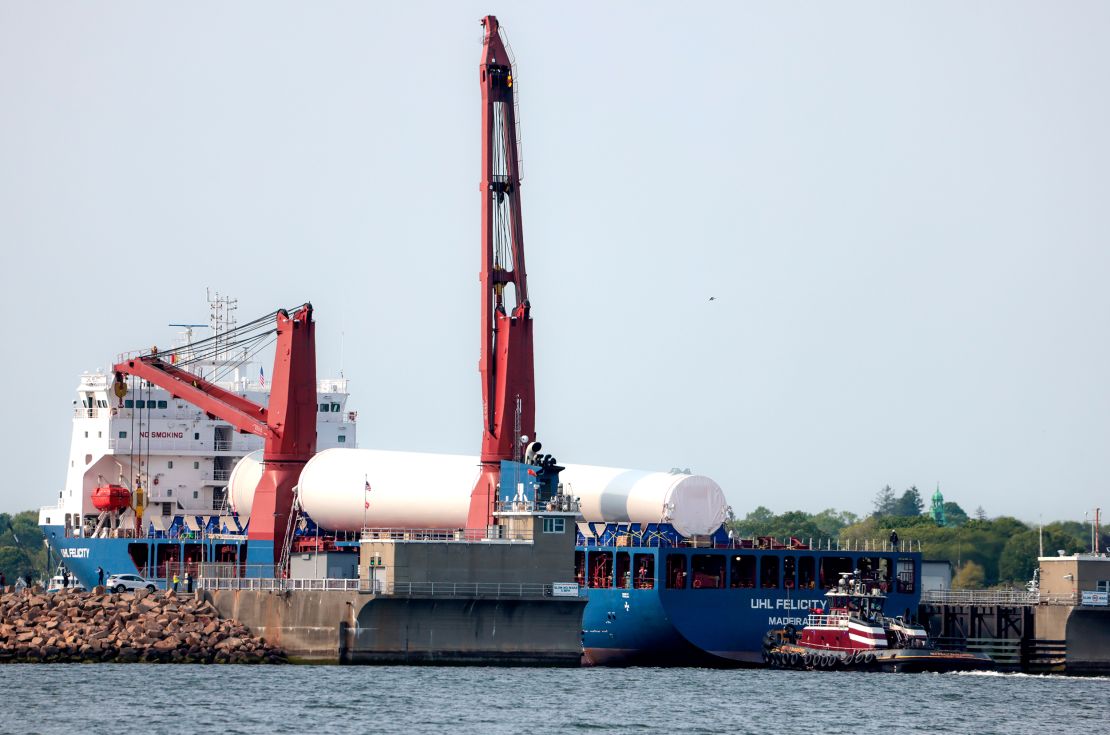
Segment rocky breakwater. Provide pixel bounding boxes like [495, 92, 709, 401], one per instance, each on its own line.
[0, 587, 285, 664]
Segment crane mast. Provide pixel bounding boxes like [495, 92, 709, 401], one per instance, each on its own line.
[112, 304, 317, 570]
[468, 15, 536, 529]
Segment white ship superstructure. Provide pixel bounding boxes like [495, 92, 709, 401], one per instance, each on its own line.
[38, 297, 356, 541]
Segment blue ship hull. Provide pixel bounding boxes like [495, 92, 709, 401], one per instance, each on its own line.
[41, 525, 271, 589]
[578, 542, 922, 667]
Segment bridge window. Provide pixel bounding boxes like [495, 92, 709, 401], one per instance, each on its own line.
[897, 558, 916, 593]
[588, 551, 612, 588]
[798, 556, 815, 589]
[729, 555, 756, 588]
[338, 435, 347, 443]
[615, 551, 631, 588]
[820, 556, 853, 588]
[319, 403, 330, 412]
[542, 517, 565, 534]
[633, 553, 654, 589]
[119, 431, 127, 439]
[136, 400, 146, 409]
[158, 400, 168, 409]
[330, 402, 340, 412]
[124, 400, 134, 408]
[691, 554, 725, 589]
[760, 556, 779, 588]
[665, 555, 687, 589]
[783, 556, 796, 589]
[168, 461, 173, 469]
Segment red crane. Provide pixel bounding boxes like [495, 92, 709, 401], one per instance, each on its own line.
[468, 15, 536, 529]
[112, 304, 317, 569]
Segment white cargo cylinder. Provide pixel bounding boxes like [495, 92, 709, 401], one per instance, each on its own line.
[297, 449, 476, 532]
[227, 449, 263, 517]
[227, 448, 729, 537]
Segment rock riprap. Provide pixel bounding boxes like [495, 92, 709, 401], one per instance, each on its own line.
[0, 587, 285, 664]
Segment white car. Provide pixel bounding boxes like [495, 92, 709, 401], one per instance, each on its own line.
[106, 573, 157, 593]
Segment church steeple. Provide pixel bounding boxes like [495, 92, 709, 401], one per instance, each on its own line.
[930, 483, 946, 526]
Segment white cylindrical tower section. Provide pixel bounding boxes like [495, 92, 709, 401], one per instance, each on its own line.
[560, 464, 728, 537]
[297, 449, 477, 532]
[226, 449, 729, 537]
[227, 450, 263, 518]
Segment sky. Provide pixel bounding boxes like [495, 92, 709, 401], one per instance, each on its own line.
[1, 2, 1107, 523]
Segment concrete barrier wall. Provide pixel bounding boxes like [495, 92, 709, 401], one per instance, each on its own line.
[1065, 608, 1110, 674]
[353, 597, 585, 665]
[204, 589, 358, 663]
[204, 589, 585, 666]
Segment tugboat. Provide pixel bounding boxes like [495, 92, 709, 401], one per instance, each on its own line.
[764, 571, 993, 673]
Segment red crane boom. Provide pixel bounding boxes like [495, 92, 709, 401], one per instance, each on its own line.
[112, 304, 317, 568]
[468, 15, 536, 529]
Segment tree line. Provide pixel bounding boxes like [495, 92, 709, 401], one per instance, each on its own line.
[0, 511, 50, 583]
[728, 487, 1094, 588]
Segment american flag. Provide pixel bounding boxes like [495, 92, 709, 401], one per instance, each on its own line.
[364, 479, 371, 509]
[259, 366, 266, 388]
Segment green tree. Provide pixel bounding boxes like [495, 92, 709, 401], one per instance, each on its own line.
[0, 510, 50, 582]
[873, 485, 897, 517]
[952, 561, 986, 589]
[893, 487, 924, 517]
[943, 502, 969, 526]
[811, 508, 858, 538]
[974, 505, 987, 521]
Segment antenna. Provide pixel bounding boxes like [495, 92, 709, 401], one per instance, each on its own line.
[169, 324, 207, 347]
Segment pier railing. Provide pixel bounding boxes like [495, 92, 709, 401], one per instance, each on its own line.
[921, 589, 1079, 606]
[360, 527, 534, 543]
[196, 576, 582, 598]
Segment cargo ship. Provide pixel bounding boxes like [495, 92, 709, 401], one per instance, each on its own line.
[225, 448, 925, 667]
[39, 381, 923, 667]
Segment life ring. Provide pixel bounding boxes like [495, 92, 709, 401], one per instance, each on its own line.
[693, 579, 701, 589]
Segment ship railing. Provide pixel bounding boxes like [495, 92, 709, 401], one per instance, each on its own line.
[576, 533, 926, 553]
[921, 589, 1076, 606]
[802, 613, 849, 627]
[108, 437, 260, 453]
[494, 497, 580, 514]
[360, 527, 534, 543]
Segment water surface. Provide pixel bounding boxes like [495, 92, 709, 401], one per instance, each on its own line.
[3, 665, 1104, 734]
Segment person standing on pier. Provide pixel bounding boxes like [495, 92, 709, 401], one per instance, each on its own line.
[172, 572, 180, 592]
[96, 567, 105, 588]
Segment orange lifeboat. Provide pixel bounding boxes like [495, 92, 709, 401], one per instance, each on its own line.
[92, 484, 131, 513]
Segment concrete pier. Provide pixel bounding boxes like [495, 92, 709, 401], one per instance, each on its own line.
[203, 588, 585, 665]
